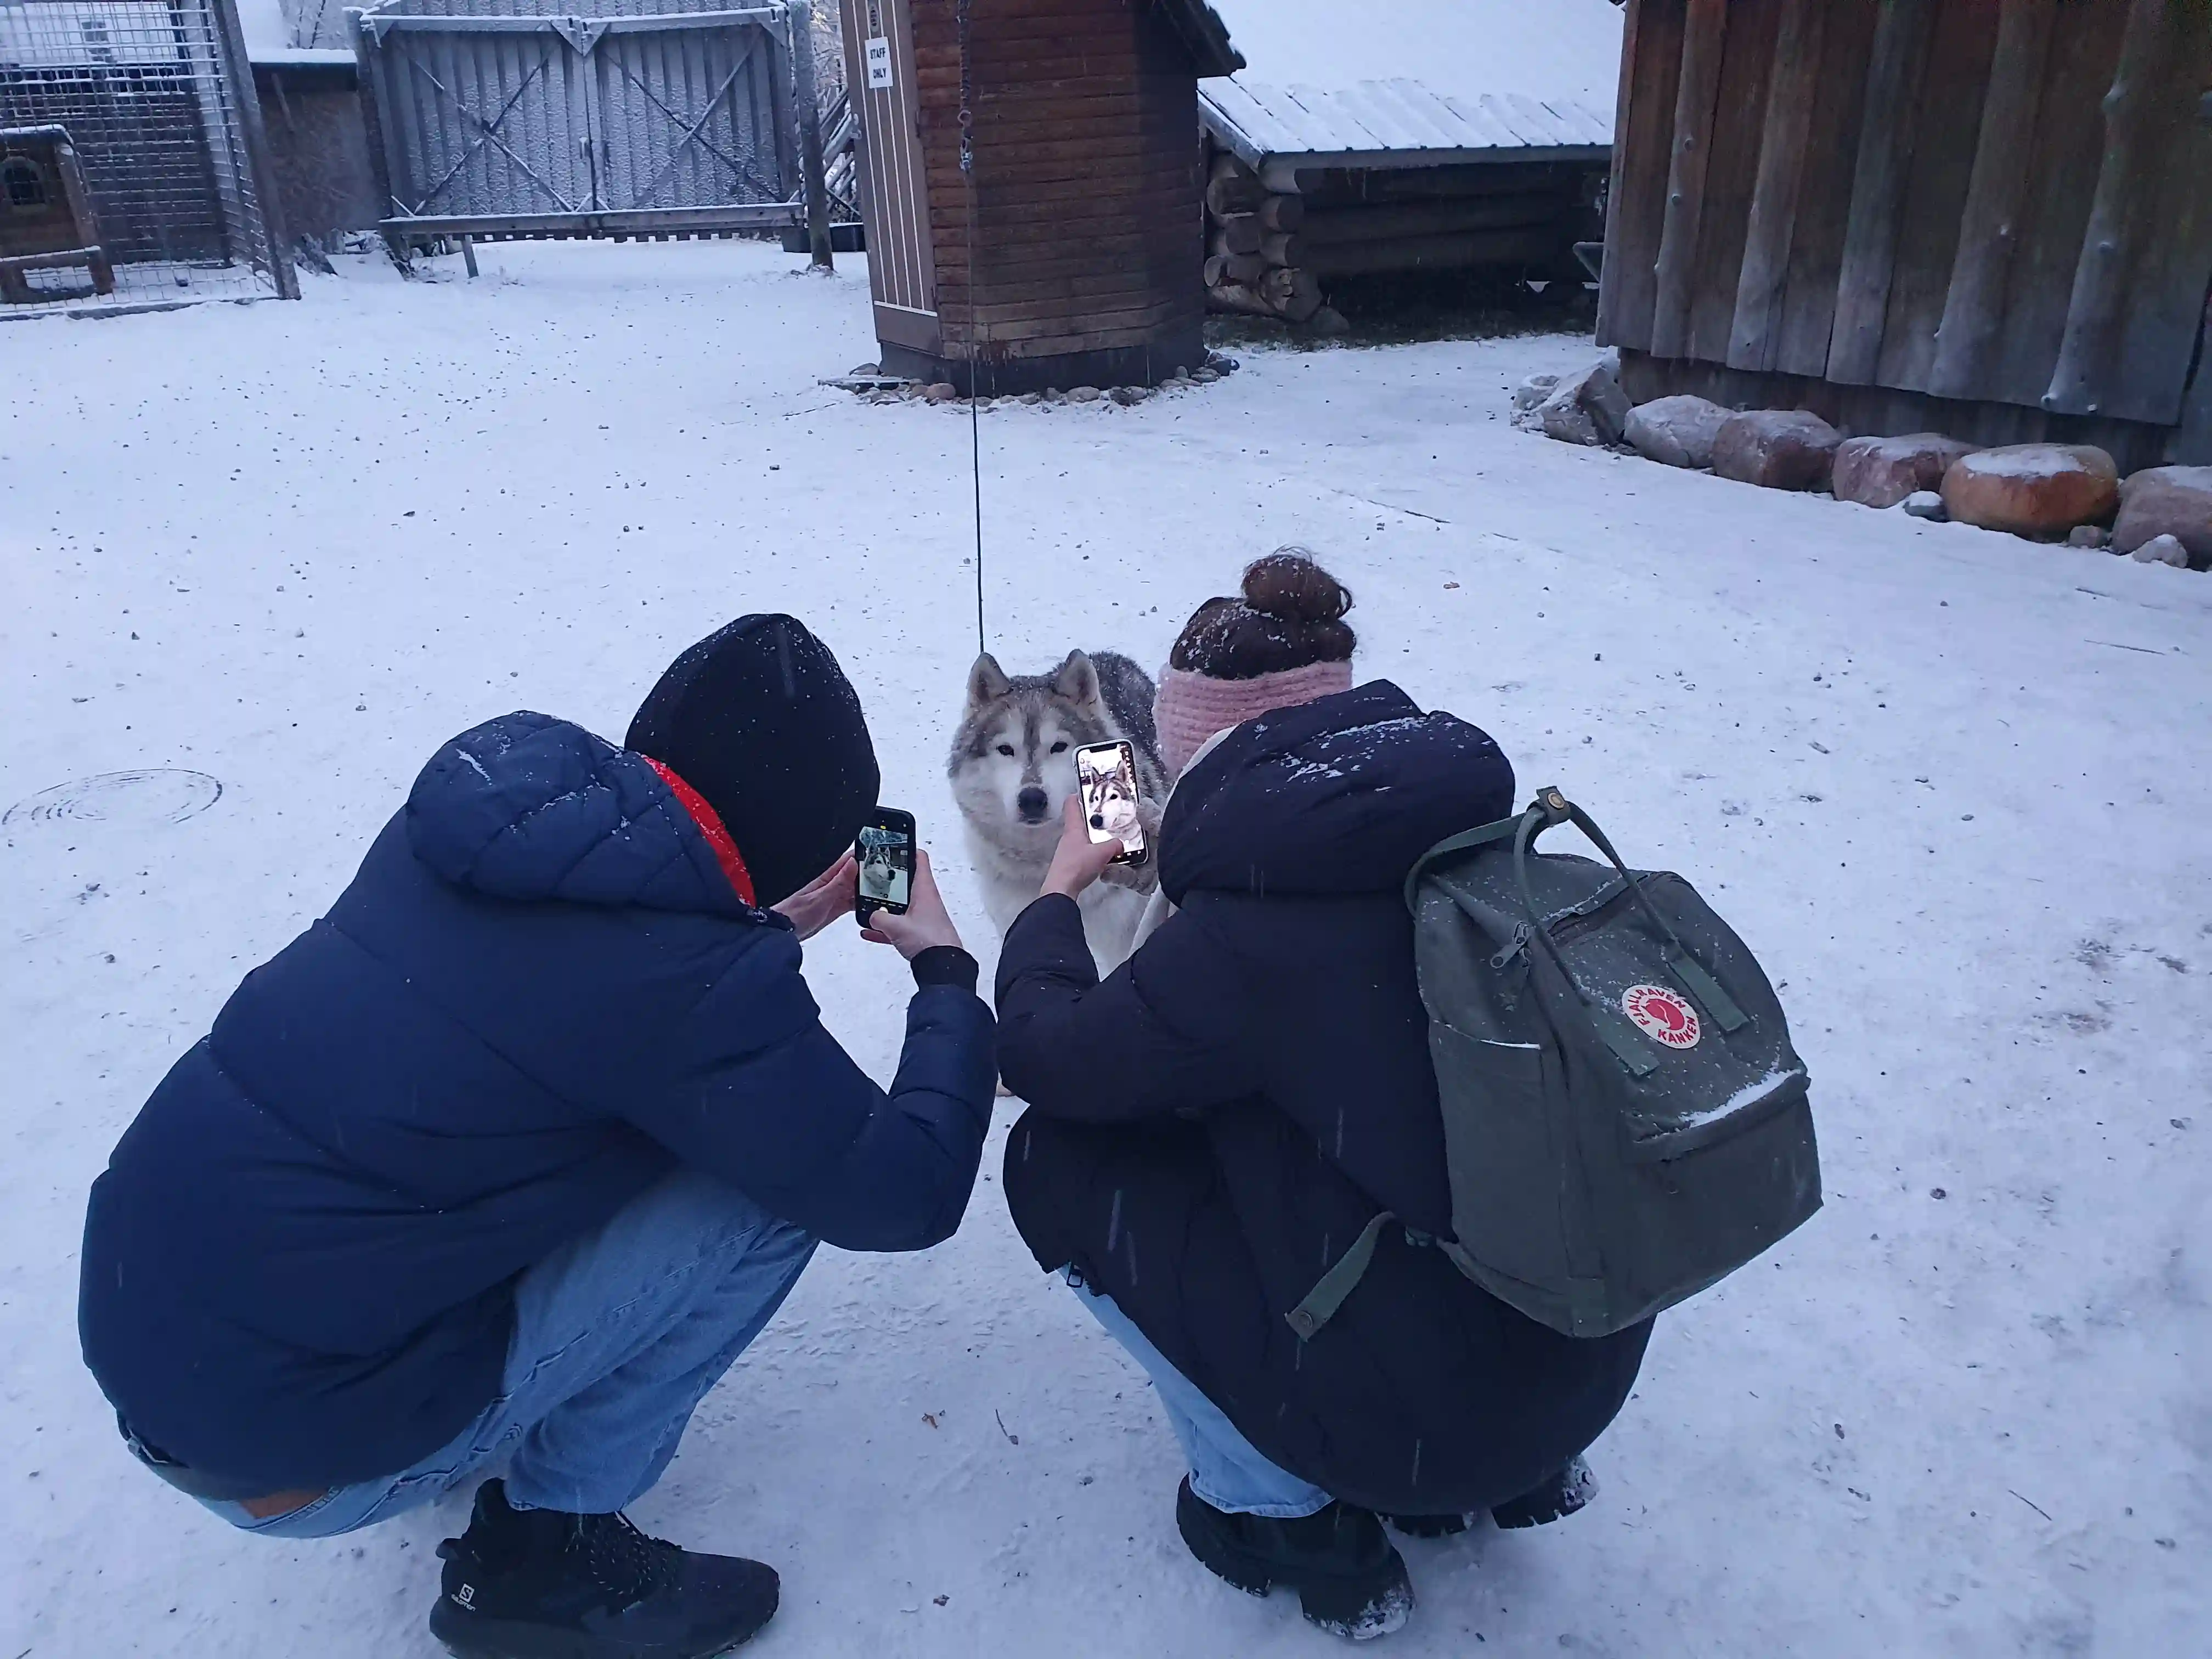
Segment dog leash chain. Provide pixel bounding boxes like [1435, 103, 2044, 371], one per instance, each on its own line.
[957, 0, 986, 656]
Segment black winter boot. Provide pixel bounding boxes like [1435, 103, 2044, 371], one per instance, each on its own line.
[427, 1479, 778, 1659]
[1385, 1455, 1599, 1538]
[1487, 1455, 1598, 1531]
[1174, 1479, 1414, 1641]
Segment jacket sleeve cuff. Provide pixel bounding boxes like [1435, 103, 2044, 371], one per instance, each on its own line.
[910, 946, 981, 995]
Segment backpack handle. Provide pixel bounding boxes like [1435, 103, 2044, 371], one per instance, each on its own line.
[1401, 815, 1521, 913]
[1513, 787, 1749, 1036]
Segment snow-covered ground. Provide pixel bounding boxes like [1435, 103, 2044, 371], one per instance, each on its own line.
[4, 240, 2208, 1658]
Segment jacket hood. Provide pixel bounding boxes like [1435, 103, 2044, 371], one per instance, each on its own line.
[1159, 682, 1516, 903]
[406, 712, 756, 917]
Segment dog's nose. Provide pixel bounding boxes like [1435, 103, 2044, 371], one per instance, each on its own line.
[1016, 787, 1049, 822]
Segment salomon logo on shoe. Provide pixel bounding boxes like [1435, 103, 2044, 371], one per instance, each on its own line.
[451, 1584, 476, 1609]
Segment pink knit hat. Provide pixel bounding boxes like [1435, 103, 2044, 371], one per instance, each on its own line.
[1153, 550, 1357, 776]
[1155, 659, 1356, 776]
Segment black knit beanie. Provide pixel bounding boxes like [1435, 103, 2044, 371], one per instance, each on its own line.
[627, 616, 879, 907]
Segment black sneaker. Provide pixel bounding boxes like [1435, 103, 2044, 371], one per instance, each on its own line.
[1174, 1478, 1413, 1641]
[1385, 1455, 1599, 1538]
[428, 1479, 778, 1659]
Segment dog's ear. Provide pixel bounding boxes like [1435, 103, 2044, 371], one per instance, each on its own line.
[1052, 650, 1103, 709]
[967, 653, 1012, 710]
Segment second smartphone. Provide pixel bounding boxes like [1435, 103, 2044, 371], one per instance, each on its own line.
[1074, 741, 1148, 866]
[855, 807, 916, 921]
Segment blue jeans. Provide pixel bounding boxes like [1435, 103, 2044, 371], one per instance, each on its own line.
[184, 1169, 816, 1538]
[1069, 1273, 1331, 1520]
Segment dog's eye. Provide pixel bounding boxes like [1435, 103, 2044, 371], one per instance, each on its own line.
[996, 744, 1016, 757]
[1051, 741, 1068, 754]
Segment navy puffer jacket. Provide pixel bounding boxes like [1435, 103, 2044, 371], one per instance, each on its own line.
[996, 684, 1650, 1514]
[80, 713, 996, 1493]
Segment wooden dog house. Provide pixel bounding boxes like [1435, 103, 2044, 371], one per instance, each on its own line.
[0, 125, 112, 302]
[838, 0, 1241, 393]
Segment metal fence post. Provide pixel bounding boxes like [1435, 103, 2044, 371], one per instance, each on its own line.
[788, 0, 834, 270]
[210, 0, 301, 297]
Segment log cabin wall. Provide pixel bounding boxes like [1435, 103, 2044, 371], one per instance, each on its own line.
[1599, 0, 2212, 469]
[881, 0, 1211, 392]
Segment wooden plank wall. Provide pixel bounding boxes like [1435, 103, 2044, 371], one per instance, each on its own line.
[840, 0, 938, 346]
[909, 0, 1204, 364]
[1599, 0, 2212, 436]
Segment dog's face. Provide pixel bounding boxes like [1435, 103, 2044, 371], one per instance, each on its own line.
[949, 651, 1118, 858]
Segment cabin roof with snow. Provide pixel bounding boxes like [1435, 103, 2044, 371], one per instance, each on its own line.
[1200, 0, 1621, 185]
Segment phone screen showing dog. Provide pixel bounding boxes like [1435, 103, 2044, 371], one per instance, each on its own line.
[1075, 742, 1146, 866]
[856, 812, 915, 915]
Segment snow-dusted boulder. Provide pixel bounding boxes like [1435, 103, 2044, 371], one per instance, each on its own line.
[2131, 533, 2191, 568]
[1832, 433, 1979, 510]
[1538, 362, 1632, 447]
[1624, 395, 1731, 469]
[1712, 409, 1841, 492]
[2110, 466, 2212, 565]
[1513, 373, 1560, 414]
[1940, 444, 2119, 539]
[1903, 490, 1947, 521]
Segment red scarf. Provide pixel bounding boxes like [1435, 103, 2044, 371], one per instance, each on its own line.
[645, 759, 758, 906]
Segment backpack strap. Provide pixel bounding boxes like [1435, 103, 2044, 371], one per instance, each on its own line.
[1284, 1210, 1397, 1341]
[1512, 788, 1751, 1042]
[1402, 816, 1524, 914]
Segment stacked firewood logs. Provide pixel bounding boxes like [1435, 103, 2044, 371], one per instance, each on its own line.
[1203, 153, 1330, 327]
[1204, 150, 1596, 328]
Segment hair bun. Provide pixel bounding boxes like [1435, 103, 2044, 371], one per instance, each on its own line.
[1241, 549, 1352, 625]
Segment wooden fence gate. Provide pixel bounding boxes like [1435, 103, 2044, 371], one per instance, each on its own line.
[354, 0, 828, 244]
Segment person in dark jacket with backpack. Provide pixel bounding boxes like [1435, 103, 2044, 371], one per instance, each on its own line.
[78, 616, 997, 1659]
[995, 569, 1653, 1641]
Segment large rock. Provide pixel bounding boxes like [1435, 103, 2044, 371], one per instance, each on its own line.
[1940, 444, 2119, 539]
[1625, 395, 1733, 469]
[2132, 533, 2190, 568]
[1832, 432, 1980, 509]
[1712, 409, 1842, 492]
[2111, 466, 2212, 566]
[1538, 362, 1633, 447]
[1513, 373, 1560, 414]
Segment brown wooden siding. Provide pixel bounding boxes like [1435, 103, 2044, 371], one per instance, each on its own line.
[1601, 0, 2212, 433]
[910, 0, 1203, 365]
[841, 0, 938, 343]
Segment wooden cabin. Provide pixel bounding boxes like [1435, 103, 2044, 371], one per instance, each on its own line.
[1598, 0, 2212, 471]
[1199, 0, 1621, 326]
[837, 0, 1240, 393]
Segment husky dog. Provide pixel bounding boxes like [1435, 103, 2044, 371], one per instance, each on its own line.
[949, 649, 1169, 974]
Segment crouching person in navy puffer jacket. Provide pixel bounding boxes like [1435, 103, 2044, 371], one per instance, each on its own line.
[77, 616, 997, 1659]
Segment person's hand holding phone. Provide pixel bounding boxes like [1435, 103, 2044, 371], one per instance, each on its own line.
[1040, 793, 1127, 900]
[860, 850, 964, 960]
[773, 852, 859, 941]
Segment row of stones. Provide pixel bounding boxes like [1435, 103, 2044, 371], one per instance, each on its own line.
[1523, 362, 2209, 571]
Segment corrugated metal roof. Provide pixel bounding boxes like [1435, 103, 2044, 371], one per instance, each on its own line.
[1204, 76, 1612, 168]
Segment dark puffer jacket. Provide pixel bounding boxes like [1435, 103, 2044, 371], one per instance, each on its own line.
[80, 713, 996, 1494]
[997, 683, 1651, 1515]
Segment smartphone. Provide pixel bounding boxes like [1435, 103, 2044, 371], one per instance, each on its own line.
[1074, 741, 1148, 867]
[855, 808, 916, 921]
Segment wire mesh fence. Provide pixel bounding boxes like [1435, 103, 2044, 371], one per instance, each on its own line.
[0, 0, 293, 313]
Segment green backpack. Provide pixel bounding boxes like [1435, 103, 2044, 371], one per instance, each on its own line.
[1287, 787, 1821, 1342]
